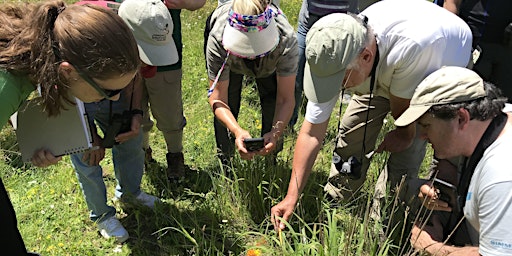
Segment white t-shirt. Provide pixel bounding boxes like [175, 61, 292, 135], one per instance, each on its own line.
[464, 117, 512, 255]
[305, 0, 472, 124]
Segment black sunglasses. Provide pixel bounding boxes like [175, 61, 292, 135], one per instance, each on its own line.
[74, 66, 123, 99]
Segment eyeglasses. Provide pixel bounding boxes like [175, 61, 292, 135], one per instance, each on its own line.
[74, 66, 123, 99]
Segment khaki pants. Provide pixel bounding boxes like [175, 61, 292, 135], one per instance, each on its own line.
[141, 69, 186, 153]
[324, 94, 426, 205]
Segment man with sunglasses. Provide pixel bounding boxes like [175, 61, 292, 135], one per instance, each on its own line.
[271, 0, 472, 242]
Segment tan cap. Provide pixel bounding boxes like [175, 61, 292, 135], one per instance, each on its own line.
[303, 13, 366, 103]
[119, 0, 178, 66]
[395, 66, 486, 126]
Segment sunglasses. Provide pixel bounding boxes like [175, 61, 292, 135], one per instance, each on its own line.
[74, 66, 123, 99]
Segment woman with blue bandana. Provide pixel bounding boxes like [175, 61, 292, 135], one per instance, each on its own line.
[204, 0, 298, 166]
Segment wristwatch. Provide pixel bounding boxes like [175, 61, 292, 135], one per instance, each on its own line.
[131, 109, 143, 117]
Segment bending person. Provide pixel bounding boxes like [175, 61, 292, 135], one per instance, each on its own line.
[0, 1, 139, 254]
[205, 0, 297, 165]
[397, 66, 512, 256]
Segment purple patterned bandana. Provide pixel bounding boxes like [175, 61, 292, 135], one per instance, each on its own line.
[227, 5, 280, 33]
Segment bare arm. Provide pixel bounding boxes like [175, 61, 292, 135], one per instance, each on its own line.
[443, 0, 462, 15]
[261, 75, 295, 154]
[208, 78, 255, 159]
[271, 119, 330, 230]
[411, 220, 480, 256]
[376, 94, 415, 153]
[164, 0, 206, 11]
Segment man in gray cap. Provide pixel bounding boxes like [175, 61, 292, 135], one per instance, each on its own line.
[396, 66, 512, 256]
[271, 0, 472, 232]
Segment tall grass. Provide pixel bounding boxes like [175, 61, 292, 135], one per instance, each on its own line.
[0, 0, 434, 255]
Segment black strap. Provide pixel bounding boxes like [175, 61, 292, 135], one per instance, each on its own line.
[360, 46, 380, 159]
[334, 45, 380, 162]
[447, 112, 508, 238]
[108, 80, 135, 124]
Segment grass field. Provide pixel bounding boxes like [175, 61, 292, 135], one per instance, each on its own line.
[0, 0, 433, 255]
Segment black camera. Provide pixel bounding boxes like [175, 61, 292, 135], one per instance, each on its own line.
[432, 178, 457, 208]
[101, 110, 133, 148]
[330, 151, 362, 181]
[243, 137, 265, 152]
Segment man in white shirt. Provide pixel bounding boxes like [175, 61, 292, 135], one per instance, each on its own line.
[398, 66, 512, 256]
[271, 0, 472, 233]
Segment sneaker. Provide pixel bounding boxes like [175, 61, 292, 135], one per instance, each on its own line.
[97, 216, 129, 243]
[166, 152, 186, 179]
[134, 191, 160, 209]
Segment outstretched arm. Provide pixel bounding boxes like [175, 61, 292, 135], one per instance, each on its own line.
[271, 119, 329, 231]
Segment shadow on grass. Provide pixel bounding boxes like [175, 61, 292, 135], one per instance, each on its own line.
[0, 125, 30, 170]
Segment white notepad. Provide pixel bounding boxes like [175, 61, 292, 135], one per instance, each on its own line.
[15, 97, 93, 162]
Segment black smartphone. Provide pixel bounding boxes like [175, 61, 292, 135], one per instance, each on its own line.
[432, 178, 457, 206]
[243, 137, 264, 152]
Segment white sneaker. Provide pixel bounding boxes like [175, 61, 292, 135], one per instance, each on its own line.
[135, 191, 161, 209]
[97, 216, 129, 243]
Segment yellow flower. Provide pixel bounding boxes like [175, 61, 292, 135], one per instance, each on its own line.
[247, 249, 261, 256]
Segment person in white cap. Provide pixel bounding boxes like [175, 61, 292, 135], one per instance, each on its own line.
[137, 0, 206, 180]
[205, 0, 297, 166]
[394, 66, 512, 256]
[272, 0, 472, 236]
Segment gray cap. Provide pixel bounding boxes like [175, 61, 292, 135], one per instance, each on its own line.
[303, 13, 366, 103]
[395, 66, 486, 126]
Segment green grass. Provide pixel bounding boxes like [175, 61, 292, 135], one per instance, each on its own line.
[1, 0, 434, 255]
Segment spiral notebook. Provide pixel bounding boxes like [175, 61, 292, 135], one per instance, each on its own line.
[15, 97, 93, 162]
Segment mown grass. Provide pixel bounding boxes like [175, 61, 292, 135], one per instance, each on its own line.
[0, 0, 433, 255]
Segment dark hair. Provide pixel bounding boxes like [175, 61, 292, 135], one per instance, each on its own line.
[428, 81, 507, 121]
[0, 1, 140, 115]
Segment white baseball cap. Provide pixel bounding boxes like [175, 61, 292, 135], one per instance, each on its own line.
[119, 0, 178, 66]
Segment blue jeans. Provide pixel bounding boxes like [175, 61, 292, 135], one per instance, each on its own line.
[70, 97, 144, 222]
[290, 22, 307, 128]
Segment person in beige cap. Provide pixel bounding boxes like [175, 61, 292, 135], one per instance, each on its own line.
[272, 0, 472, 234]
[393, 66, 512, 255]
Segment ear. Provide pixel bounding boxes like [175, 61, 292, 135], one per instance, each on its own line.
[457, 108, 470, 129]
[361, 47, 373, 65]
[58, 61, 77, 80]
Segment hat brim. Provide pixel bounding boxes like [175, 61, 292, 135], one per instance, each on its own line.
[303, 62, 346, 103]
[394, 105, 432, 127]
[137, 38, 179, 66]
[222, 18, 279, 58]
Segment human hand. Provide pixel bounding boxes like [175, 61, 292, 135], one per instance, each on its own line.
[270, 197, 296, 231]
[410, 215, 445, 254]
[235, 131, 257, 160]
[418, 183, 452, 212]
[115, 113, 141, 144]
[30, 149, 62, 167]
[258, 132, 278, 156]
[82, 134, 105, 166]
[375, 127, 414, 153]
